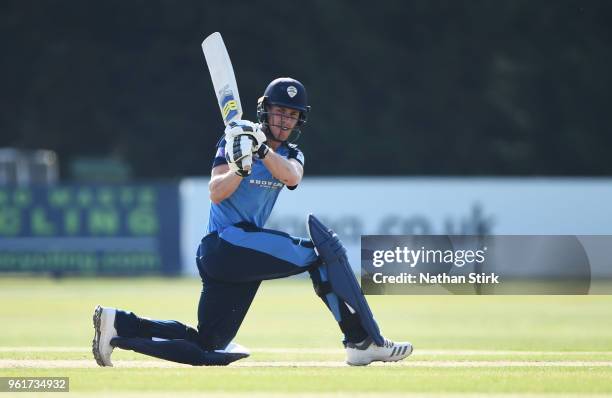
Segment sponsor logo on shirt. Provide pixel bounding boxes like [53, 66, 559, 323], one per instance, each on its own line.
[249, 179, 283, 189]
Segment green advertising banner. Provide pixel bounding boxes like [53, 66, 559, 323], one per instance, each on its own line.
[0, 184, 180, 275]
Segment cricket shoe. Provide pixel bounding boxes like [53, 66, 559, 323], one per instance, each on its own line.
[345, 336, 413, 366]
[92, 305, 118, 367]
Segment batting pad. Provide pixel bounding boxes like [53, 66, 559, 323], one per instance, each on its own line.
[307, 214, 384, 346]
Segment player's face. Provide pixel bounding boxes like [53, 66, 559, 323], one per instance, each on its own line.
[267, 105, 300, 142]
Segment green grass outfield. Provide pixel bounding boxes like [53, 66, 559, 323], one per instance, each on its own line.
[0, 277, 611, 397]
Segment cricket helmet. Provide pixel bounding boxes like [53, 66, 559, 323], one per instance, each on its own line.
[257, 77, 311, 127]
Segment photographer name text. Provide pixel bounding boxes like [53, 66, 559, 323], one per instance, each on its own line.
[371, 272, 500, 284]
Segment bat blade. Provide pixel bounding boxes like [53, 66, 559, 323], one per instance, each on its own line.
[201, 32, 243, 125]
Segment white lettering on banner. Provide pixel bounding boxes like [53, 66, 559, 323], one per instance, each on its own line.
[179, 177, 612, 276]
[265, 203, 495, 244]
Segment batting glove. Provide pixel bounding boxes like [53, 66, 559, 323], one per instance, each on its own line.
[225, 135, 253, 177]
[224, 120, 267, 152]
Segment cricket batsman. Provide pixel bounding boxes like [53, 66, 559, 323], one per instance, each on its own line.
[92, 77, 413, 366]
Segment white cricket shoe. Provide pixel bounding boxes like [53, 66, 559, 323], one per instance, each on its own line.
[215, 341, 250, 357]
[92, 305, 118, 367]
[345, 336, 413, 366]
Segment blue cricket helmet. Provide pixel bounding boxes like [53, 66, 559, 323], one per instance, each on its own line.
[257, 77, 311, 126]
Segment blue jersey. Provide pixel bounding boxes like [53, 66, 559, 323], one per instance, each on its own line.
[207, 136, 305, 234]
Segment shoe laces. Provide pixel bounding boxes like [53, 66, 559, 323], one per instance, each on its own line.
[383, 339, 394, 348]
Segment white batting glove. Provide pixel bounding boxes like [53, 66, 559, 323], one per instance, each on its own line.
[225, 135, 253, 177]
[228, 157, 252, 177]
[224, 120, 267, 151]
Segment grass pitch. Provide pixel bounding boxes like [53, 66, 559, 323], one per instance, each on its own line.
[0, 277, 611, 396]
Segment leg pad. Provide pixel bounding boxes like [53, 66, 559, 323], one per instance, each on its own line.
[307, 214, 384, 346]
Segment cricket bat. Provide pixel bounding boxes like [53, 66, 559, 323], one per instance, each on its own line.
[201, 32, 243, 125]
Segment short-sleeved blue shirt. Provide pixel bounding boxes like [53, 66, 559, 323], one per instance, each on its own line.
[207, 136, 305, 234]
